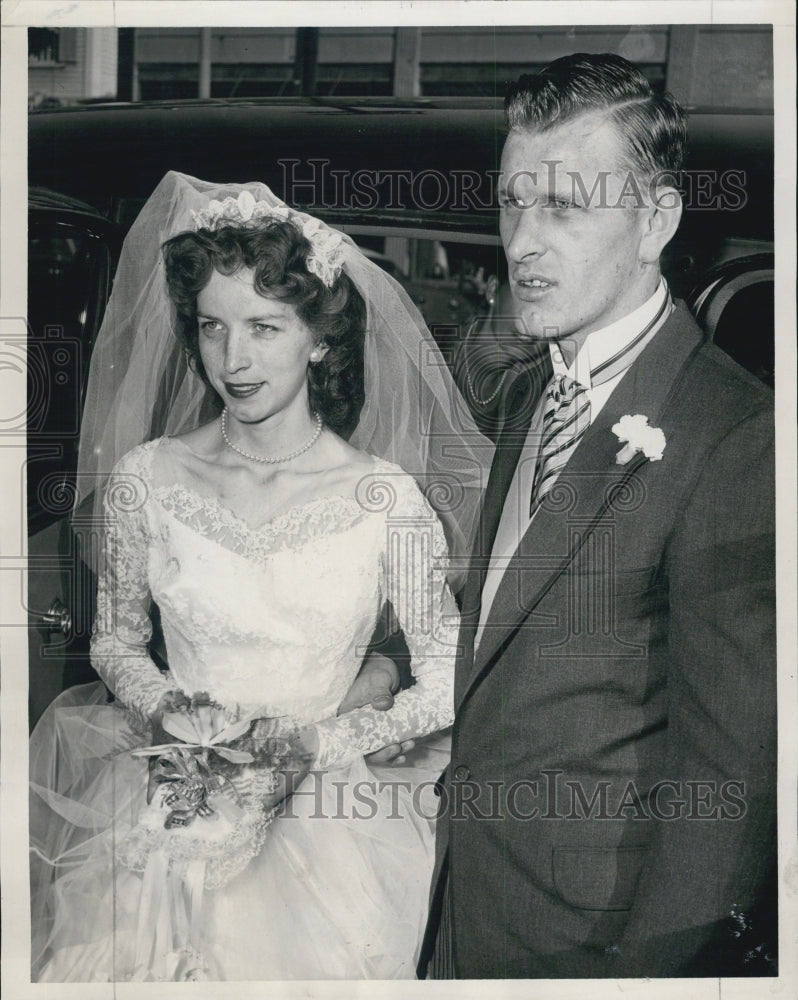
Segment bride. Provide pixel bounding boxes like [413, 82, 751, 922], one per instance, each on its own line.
[29, 172, 491, 982]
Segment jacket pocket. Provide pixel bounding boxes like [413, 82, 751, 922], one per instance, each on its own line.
[552, 845, 648, 911]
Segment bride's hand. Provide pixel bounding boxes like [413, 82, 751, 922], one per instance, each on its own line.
[260, 726, 318, 811]
[367, 739, 416, 766]
[149, 689, 191, 745]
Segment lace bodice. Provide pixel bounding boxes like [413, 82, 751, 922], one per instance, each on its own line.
[91, 439, 458, 769]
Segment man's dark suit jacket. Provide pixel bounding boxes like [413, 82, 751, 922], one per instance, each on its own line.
[420, 302, 777, 978]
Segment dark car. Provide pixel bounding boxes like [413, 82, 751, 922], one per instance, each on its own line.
[26, 188, 121, 722]
[26, 97, 775, 727]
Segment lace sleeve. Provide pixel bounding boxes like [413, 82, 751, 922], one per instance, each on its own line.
[314, 473, 458, 770]
[90, 444, 174, 725]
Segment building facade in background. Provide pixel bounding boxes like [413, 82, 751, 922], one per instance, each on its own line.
[28, 28, 118, 109]
[29, 25, 773, 111]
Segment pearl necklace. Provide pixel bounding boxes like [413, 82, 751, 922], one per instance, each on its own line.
[463, 301, 507, 407]
[465, 353, 508, 406]
[220, 407, 323, 464]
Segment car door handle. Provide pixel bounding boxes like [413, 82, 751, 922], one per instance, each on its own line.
[39, 597, 72, 636]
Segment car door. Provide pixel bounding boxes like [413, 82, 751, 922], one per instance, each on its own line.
[27, 200, 120, 728]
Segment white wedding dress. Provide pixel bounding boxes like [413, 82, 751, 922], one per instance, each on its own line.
[29, 438, 458, 982]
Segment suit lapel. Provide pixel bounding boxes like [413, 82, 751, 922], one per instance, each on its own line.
[460, 303, 705, 701]
[454, 354, 550, 703]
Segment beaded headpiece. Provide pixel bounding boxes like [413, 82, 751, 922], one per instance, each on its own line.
[190, 190, 346, 287]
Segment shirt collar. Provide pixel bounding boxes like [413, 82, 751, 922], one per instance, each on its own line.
[549, 278, 669, 388]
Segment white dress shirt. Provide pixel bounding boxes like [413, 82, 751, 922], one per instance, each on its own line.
[475, 279, 670, 652]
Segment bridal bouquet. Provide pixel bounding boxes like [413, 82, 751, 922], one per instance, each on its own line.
[130, 692, 296, 830]
[118, 693, 309, 890]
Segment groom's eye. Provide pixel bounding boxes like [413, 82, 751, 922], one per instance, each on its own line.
[499, 191, 527, 209]
[544, 196, 578, 211]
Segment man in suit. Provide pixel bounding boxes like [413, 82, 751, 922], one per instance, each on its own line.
[417, 53, 777, 978]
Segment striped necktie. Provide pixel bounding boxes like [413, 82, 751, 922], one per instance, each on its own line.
[529, 375, 590, 514]
[530, 285, 673, 516]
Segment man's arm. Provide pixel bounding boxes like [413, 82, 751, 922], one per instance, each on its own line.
[336, 652, 417, 764]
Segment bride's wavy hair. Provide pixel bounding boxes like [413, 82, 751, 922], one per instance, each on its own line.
[162, 220, 366, 436]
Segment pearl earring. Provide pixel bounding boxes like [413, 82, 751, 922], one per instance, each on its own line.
[486, 274, 499, 309]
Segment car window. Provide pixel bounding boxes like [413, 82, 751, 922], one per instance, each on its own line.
[27, 223, 115, 534]
[342, 228, 504, 367]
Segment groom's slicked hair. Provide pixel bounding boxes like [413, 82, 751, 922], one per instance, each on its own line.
[505, 53, 687, 177]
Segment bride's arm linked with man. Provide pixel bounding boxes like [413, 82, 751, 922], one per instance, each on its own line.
[28, 51, 775, 984]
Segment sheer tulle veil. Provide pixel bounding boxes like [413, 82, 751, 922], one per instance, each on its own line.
[75, 172, 493, 584]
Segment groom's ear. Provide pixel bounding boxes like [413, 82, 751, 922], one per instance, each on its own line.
[638, 184, 683, 264]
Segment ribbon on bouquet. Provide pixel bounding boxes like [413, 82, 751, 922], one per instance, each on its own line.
[132, 847, 211, 981]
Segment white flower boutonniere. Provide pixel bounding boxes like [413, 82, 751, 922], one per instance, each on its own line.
[612, 414, 666, 465]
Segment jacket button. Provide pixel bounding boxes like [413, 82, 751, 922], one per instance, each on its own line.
[453, 764, 470, 781]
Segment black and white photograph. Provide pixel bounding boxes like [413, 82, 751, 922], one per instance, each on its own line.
[1, 2, 795, 996]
